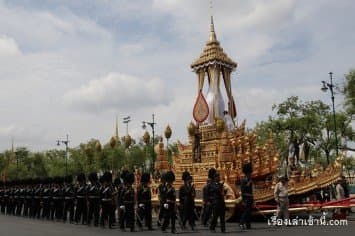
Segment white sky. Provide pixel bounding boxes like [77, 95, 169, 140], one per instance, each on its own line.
[0, 0, 354, 151]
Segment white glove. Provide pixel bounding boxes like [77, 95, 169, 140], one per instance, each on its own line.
[164, 203, 169, 209]
[139, 203, 145, 208]
[120, 205, 125, 210]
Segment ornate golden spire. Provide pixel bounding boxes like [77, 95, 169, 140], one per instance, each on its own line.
[209, 15, 217, 42]
[191, 11, 237, 70]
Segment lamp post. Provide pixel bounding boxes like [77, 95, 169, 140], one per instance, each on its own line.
[57, 134, 69, 176]
[321, 72, 339, 161]
[123, 116, 131, 136]
[142, 114, 156, 172]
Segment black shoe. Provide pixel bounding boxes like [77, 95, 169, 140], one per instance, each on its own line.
[171, 229, 177, 234]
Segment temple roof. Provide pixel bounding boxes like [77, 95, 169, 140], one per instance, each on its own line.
[191, 16, 237, 70]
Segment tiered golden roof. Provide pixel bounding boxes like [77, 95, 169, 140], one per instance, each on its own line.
[191, 16, 237, 70]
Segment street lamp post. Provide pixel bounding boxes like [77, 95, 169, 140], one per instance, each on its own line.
[123, 116, 131, 136]
[142, 114, 156, 172]
[57, 134, 70, 176]
[321, 72, 339, 160]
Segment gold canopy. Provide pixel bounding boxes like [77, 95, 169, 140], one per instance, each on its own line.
[191, 16, 237, 70]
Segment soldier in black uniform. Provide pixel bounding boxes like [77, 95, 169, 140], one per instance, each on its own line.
[179, 172, 196, 231]
[157, 173, 167, 227]
[137, 172, 153, 230]
[87, 172, 101, 227]
[63, 175, 75, 223]
[18, 180, 25, 216]
[13, 180, 19, 216]
[23, 179, 30, 217]
[4, 181, 10, 215]
[162, 171, 176, 234]
[75, 173, 87, 225]
[32, 179, 42, 219]
[202, 177, 212, 226]
[120, 172, 135, 232]
[239, 163, 253, 230]
[41, 178, 52, 220]
[53, 177, 65, 221]
[100, 172, 114, 228]
[209, 168, 226, 233]
[118, 170, 129, 230]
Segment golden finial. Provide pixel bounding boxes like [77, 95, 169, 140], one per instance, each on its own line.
[164, 125, 172, 140]
[110, 136, 117, 149]
[95, 141, 102, 152]
[209, 0, 217, 42]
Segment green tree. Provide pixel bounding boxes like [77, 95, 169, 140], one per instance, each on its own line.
[343, 69, 355, 116]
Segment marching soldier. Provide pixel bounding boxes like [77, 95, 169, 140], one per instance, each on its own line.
[63, 175, 75, 223]
[157, 173, 167, 227]
[87, 172, 101, 227]
[32, 179, 42, 219]
[202, 177, 212, 226]
[75, 173, 87, 225]
[53, 177, 64, 221]
[209, 168, 226, 233]
[100, 172, 114, 228]
[118, 170, 129, 230]
[41, 178, 52, 220]
[162, 171, 176, 234]
[119, 172, 135, 232]
[137, 172, 153, 230]
[239, 163, 254, 230]
[179, 171, 196, 230]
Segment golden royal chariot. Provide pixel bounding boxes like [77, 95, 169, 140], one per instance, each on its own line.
[149, 16, 344, 219]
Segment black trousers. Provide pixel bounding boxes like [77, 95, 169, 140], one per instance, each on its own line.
[101, 202, 114, 228]
[240, 198, 253, 228]
[42, 199, 51, 219]
[87, 199, 100, 226]
[202, 202, 212, 226]
[137, 203, 152, 229]
[75, 199, 87, 224]
[54, 199, 64, 220]
[183, 202, 195, 228]
[63, 199, 75, 222]
[125, 204, 135, 230]
[210, 201, 225, 232]
[162, 203, 176, 232]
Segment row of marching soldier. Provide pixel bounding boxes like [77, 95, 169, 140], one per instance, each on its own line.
[0, 163, 255, 234]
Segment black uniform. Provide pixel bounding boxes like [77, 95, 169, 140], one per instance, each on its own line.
[63, 183, 75, 223]
[32, 185, 42, 219]
[121, 184, 135, 231]
[75, 184, 87, 224]
[41, 184, 52, 220]
[209, 177, 226, 233]
[179, 180, 196, 229]
[87, 183, 101, 226]
[202, 179, 213, 226]
[240, 176, 253, 229]
[162, 183, 176, 233]
[157, 181, 167, 226]
[137, 182, 152, 230]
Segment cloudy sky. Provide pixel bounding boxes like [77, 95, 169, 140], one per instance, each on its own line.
[0, 0, 354, 151]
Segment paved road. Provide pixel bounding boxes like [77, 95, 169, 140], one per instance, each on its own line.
[0, 214, 354, 236]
